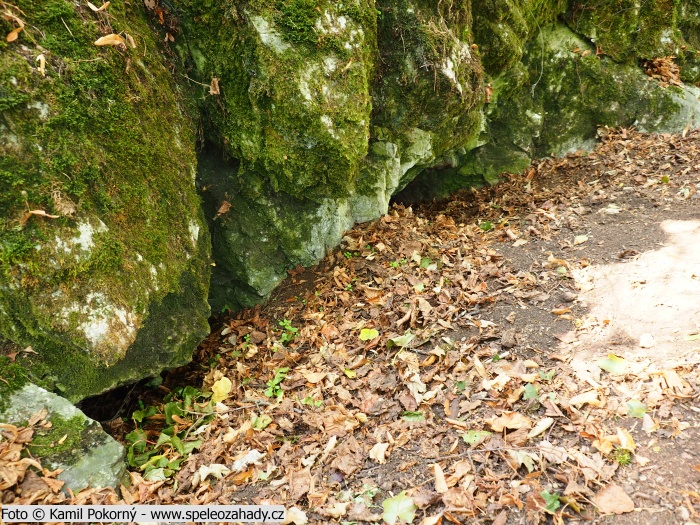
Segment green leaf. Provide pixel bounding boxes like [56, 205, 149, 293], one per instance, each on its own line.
[627, 399, 648, 418]
[143, 467, 167, 482]
[268, 367, 289, 386]
[541, 491, 560, 513]
[381, 491, 417, 524]
[539, 369, 556, 381]
[343, 368, 357, 378]
[388, 331, 414, 348]
[164, 402, 184, 425]
[420, 257, 432, 269]
[401, 411, 425, 422]
[169, 435, 185, 455]
[597, 354, 627, 375]
[455, 380, 467, 392]
[480, 221, 493, 231]
[132, 405, 157, 423]
[360, 328, 379, 341]
[182, 439, 202, 454]
[461, 430, 492, 447]
[154, 432, 172, 449]
[522, 383, 539, 400]
[252, 413, 272, 430]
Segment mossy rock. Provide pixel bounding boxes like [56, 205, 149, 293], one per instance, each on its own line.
[0, 381, 125, 491]
[406, 19, 700, 200]
[0, 0, 210, 401]
[173, 0, 376, 201]
[181, 1, 484, 305]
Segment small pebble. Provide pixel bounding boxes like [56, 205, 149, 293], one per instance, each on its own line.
[501, 330, 517, 349]
[679, 507, 690, 521]
[561, 291, 578, 302]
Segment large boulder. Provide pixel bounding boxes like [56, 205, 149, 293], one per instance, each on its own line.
[0, 0, 210, 401]
[174, 0, 483, 310]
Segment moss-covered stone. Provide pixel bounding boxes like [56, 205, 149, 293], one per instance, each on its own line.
[173, 0, 375, 201]
[407, 18, 700, 200]
[0, 0, 210, 401]
[0, 383, 125, 490]
[185, 0, 484, 305]
[563, 0, 681, 63]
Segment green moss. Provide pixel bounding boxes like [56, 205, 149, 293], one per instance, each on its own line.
[25, 414, 87, 458]
[174, 0, 376, 201]
[563, 0, 681, 63]
[372, 0, 482, 158]
[473, 0, 567, 74]
[0, 356, 30, 412]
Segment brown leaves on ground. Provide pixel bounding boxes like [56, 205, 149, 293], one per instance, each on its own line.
[643, 56, 683, 88]
[4, 128, 700, 523]
[113, 128, 698, 523]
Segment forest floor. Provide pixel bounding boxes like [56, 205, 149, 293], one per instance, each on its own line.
[2, 128, 700, 524]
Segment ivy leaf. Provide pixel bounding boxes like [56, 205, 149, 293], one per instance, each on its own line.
[381, 491, 417, 524]
[143, 467, 167, 482]
[360, 328, 379, 341]
[541, 491, 561, 513]
[539, 369, 556, 381]
[627, 400, 648, 418]
[597, 354, 627, 375]
[388, 331, 414, 349]
[401, 411, 424, 422]
[252, 414, 272, 430]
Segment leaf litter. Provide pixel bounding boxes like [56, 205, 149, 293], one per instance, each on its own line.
[2, 128, 700, 523]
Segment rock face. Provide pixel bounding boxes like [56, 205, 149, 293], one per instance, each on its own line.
[177, 0, 483, 310]
[175, 0, 700, 308]
[0, 382, 125, 491]
[0, 0, 210, 401]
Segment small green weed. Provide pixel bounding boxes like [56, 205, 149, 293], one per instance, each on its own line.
[301, 395, 323, 408]
[126, 386, 212, 481]
[265, 367, 289, 399]
[279, 319, 298, 345]
[610, 447, 632, 466]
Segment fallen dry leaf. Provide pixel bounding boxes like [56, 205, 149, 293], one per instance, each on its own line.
[432, 463, 448, 494]
[490, 412, 532, 432]
[369, 442, 390, 464]
[94, 34, 126, 48]
[593, 484, 634, 514]
[87, 1, 110, 11]
[19, 209, 60, 226]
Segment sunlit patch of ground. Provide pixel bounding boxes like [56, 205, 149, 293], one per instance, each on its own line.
[572, 218, 700, 366]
